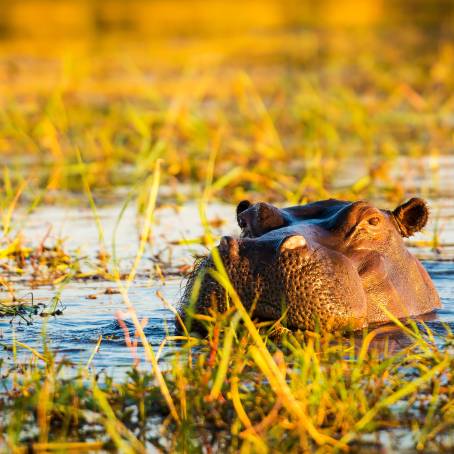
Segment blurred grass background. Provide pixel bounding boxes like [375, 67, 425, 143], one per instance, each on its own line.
[1, 0, 454, 203]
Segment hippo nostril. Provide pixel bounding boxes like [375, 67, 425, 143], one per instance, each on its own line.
[368, 216, 380, 226]
[279, 235, 307, 252]
[219, 235, 233, 250]
[219, 236, 239, 258]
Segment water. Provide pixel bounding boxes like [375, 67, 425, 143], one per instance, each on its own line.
[1, 157, 454, 377]
[0, 201, 235, 377]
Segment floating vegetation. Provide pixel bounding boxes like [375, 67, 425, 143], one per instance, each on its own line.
[0, 298, 39, 322]
[1, 235, 77, 286]
[0, 294, 64, 324]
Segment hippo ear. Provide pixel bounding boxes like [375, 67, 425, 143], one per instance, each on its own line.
[236, 200, 252, 216]
[237, 201, 286, 236]
[236, 200, 252, 228]
[392, 198, 429, 237]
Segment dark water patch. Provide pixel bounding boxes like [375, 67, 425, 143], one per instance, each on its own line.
[424, 320, 454, 337]
[425, 262, 454, 324]
[79, 317, 173, 345]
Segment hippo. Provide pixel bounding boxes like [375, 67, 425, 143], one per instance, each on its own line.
[179, 198, 441, 332]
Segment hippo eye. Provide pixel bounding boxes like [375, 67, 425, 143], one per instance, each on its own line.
[368, 216, 380, 226]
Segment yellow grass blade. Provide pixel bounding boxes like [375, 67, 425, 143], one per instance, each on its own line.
[14, 340, 48, 363]
[209, 312, 241, 400]
[29, 441, 104, 452]
[85, 335, 102, 370]
[92, 380, 145, 453]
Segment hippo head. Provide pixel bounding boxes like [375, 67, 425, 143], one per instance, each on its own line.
[181, 198, 441, 332]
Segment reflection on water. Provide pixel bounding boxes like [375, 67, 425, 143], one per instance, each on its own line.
[361, 311, 444, 355]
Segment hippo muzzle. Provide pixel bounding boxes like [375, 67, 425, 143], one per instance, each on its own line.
[179, 198, 441, 332]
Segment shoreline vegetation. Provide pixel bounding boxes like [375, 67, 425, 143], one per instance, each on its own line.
[1, 0, 454, 451]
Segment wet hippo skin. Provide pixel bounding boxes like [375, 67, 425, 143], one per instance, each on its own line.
[180, 198, 441, 331]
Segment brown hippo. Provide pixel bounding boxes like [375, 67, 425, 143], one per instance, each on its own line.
[179, 198, 441, 331]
